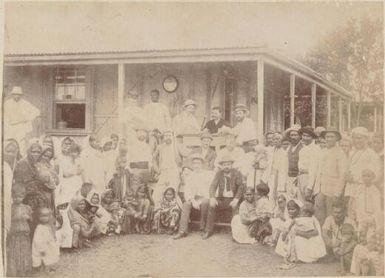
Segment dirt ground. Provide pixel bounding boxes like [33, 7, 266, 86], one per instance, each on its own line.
[50, 230, 339, 278]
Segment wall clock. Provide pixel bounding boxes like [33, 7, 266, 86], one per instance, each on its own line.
[163, 75, 179, 93]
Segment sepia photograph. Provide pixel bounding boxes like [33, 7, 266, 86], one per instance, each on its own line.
[1, 1, 384, 277]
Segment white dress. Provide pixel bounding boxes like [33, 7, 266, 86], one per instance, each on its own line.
[32, 224, 60, 267]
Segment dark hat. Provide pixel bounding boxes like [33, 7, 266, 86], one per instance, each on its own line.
[299, 127, 317, 139]
[320, 127, 342, 141]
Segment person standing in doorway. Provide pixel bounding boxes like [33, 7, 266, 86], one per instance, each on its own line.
[4, 86, 40, 156]
[144, 89, 171, 133]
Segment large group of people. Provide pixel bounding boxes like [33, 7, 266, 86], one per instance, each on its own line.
[3, 86, 384, 276]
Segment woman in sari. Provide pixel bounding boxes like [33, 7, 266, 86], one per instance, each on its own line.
[79, 135, 106, 193]
[13, 140, 45, 234]
[56, 137, 83, 205]
[67, 196, 99, 248]
[35, 144, 59, 213]
[4, 139, 22, 234]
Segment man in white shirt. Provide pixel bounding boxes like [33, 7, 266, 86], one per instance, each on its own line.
[127, 126, 153, 192]
[144, 89, 171, 133]
[172, 99, 200, 136]
[174, 154, 214, 240]
[298, 127, 321, 203]
[4, 86, 40, 155]
[123, 91, 147, 144]
[232, 104, 257, 146]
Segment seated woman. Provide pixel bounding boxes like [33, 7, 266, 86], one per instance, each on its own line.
[67, 196, 99, 248]
[276, 200, 326, 269]
[152, 187, 181, 235]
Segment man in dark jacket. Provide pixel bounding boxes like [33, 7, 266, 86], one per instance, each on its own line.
[204, 155, 245, 239]
[203, 106, 230, 134]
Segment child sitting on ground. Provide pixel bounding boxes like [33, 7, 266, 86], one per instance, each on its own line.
[7, 185, 33, 277]
[32, 208, 60, 274]
[101, 190, 123, 235]
[251, 183, 273, 243]
[269, 194, 288, 246]
[132, 185, 152, 234]
[335, 223, 357, 275]
[152, 187, 181, 235]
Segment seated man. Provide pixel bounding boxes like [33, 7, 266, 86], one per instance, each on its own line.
[191, 133, 217, 171]
[322, 200, 356, 259]
[205, 155, 245, 239]
[173, 154, 214, 240]
[203, 106, 230, 134]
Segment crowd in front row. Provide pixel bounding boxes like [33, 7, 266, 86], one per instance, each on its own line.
[3, 102, 384, 277]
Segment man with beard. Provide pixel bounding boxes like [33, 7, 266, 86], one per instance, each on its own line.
[172, 99, 200, 136]
[205, 155, 245, 239]
[232, 104, 257, 147]
[127, 125, 153, 193]
[152, 130, 189, 204]
[191, 133, 217, 170]
[285, 126, 303, 200]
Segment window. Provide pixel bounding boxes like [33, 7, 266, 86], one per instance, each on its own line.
[54, 67, 87, 130]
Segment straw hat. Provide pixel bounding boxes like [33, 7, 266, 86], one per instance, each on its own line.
[183, 99, 197, 107]
[218, 155, 235, 165]
[234, 103, 249, 113]
[10, 86, 23, 96]
[351, 127, 370, 137]
[320, 127, 342, 141]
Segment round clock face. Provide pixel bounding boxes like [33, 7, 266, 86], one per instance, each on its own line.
[163, 76, 179, 93]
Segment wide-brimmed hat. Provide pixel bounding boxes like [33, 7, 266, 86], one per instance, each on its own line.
[299, 127, 317, 139]
[218, 155, 235, 165]
[314, 126, 326, 135]
[233, 103, 249, 113]
[183, 99, 197, 108]
[285, 125, 301, 137]
[10, 86, 23, 95]
[200, 132, 213, 141]
[189, 153, 204, 162]
[351, 127, 369, 138]
[320, 127, 342, 141]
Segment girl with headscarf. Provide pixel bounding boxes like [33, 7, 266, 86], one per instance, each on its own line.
[13, 139, 45, 234]
[79, 135, 106, 193]
[56, 138, 82, 205]
[35, 142, 59, 213]
[67, 196, 98, 248]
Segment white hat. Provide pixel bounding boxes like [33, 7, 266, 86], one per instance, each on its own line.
[183, 99, 197, 107]
[352, 127, 369, 137]
[10, 86, 23, 95]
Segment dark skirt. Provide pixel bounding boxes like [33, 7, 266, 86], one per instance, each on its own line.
[6, 231, 32, 277]
[248, 218, 272, 242]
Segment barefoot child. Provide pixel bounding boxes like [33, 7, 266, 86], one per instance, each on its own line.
[231, 187, 258, 244]
[134, 185, 152, 234]
[152, 187, 181, 234]
[336, 223, 357, 275]
[7, 185, 33, 277]
[252, 183, 273, 243]
[269, 194, 288, 246]
[32, 208, 60, 274]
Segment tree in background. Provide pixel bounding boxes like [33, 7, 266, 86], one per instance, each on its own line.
[305, 16, 383, 127]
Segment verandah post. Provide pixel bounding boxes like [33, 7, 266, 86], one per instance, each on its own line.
[257, 60, 264, 144]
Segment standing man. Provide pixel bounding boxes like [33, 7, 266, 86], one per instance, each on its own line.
[312, 127, 347, 225]
[345, 127, 380, 215]
[144, 89, 171, 133]
[285, 126, 303, 200]
[123, 91, 147, 144]
[206, 155, 244, 239]
[232, 104, 258, 147]
[172, 99, 200, 136]
[173, 154, 214, 240]
[4, 86, 40, 155]
[203, 106, 229, 134]
[298, 127, 321, 203]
